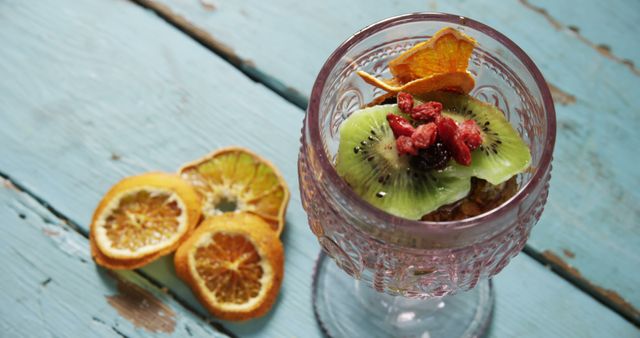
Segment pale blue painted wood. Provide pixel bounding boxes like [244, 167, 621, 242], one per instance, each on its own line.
[0, 179, 229, 338]
[529, 0, 640, 67]
[490, 254, 638, 338]
[0, 0, 638, 337]
[2, 182, 639, 338]
[142, 0, 640, 319]
[0, 0, 320, 337]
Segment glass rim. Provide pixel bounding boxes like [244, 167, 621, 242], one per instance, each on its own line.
[307, 12, 556, 234]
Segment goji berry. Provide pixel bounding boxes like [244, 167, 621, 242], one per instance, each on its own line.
[396, 135, 418, 156]
[411, 123, 438, 149]
[411, 101, 442, 122]
[397, 92, 414, 114]
[457, 120, 483, 150]
[387, 114, 415, 138]
[435, 116, 472, 166]
[451, 137, 472, 166]
[435, 115, 458, 145]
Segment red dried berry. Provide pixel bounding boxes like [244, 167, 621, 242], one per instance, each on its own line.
[457, 120, 483, 150]
[411, 123, 438, 149]
[435, 115, 458, 145]
[397, 92, 414, 114]
[411, 101, 443, 122]
[387, 114, 415, 138]
[451, 137, 472, 166]
[396, 135, 418, 156]
[435, 116, 472, 166]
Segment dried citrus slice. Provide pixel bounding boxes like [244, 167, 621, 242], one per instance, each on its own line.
[179, 147, 289, 236]
[389, 27, 477, 83]
[174, 212, 284, 321]
[357, 70, 475, 96]
[90, 172, 201, 268]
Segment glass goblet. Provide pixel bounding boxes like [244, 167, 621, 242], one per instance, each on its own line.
[298, 12, 556, 338]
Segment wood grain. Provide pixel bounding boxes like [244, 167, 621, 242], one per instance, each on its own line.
[524, 0, 640, 75]
[0, 179, 228, 338]
[139, 0, 640, 321]
[0, 0, 638, 336]
[2, 179, 638, 337]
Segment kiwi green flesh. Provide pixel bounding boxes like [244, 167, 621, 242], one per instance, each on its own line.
[419, 91, 532, 185]
[335, 104, 471, 220]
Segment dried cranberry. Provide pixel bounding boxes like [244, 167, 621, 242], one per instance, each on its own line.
[396, 135, 417, 156]
[411, 123, 438, 149]
[411, 101, 442, 122]
[397, 92, 414, 114]
[457, 120, 483, 150]
[387, 114, 415, 138]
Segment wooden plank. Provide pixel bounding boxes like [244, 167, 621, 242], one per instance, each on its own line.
[0, 179, 228, 338]
[0, 1, 320, 337]
[0, 0, 637, 337]
[490, 254, 638, 338]
[525, 0, 640, 73]
[1, 181, 638, 337]
[138, 0, 640, 321]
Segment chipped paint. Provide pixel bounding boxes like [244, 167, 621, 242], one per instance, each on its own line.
[548, 83, 576, 105]
[198, 0, 216, 11]
[2, 178, 19, 191]
[42, 228, 60, 237]
[542, 250, 639, 323]
[520, 0, 640, 76]
[110, 153, 121, 161]
[562, 249, 575, 259]
[106, 277, 176, 333]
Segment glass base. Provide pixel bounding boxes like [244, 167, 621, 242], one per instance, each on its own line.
[313, 252, 494, 338]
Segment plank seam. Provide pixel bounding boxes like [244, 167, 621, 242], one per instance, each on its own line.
[519, 0, 640, 77]
[0, 170, 239, 338]
[130, 0, 309, 110]
[523, 246, 640, 327]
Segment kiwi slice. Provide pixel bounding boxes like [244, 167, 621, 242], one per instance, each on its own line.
[419, 91, 532, 185]
[335, 105, 471, 220]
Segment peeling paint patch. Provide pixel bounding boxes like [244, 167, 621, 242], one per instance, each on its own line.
[520, 0, 640, 76]
[2, 179, 19, 191]
[562, 249, 575, 259]
[106, 278, 176, 333]
[548, 83, 576, 106]
[42, 228, 60, 237]
[199, 0, 216, 11]
[542, 250, 639, 323]
[243, 59, 256, 68]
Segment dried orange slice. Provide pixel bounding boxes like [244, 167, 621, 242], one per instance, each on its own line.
[174, 212, 284, 321]
[179, 147, 289, 236]
[389, 27, 477, 83]
[90, 172, 201, 269]
[357, 70, 475, 96]
[358, 27, 477, 97]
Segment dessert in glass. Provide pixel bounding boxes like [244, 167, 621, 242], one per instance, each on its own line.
[298, 13, 556, 338]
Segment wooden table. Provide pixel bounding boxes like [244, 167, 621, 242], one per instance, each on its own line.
[1, 0, 638, 337]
